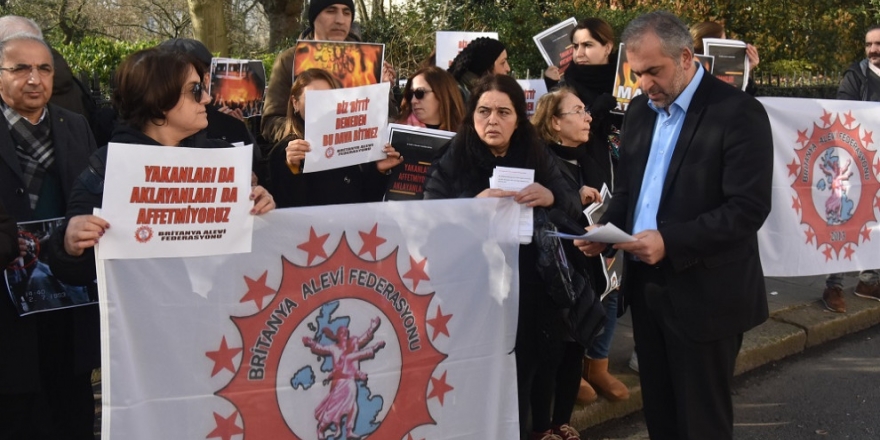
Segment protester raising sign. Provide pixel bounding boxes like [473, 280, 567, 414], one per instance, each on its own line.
[303, 82, 390, 173]
[98, 198, 521, 440]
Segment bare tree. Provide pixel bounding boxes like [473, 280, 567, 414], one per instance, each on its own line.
[254, 0, 302, 51]
[187, 0, 229, 55]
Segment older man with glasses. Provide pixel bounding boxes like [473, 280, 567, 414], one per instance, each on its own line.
[0, 33, 99, 440]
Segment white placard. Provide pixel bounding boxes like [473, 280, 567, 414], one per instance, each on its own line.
[303, 82, 390, 173]
[435, 31, 499, 69]
[517, 79, 549, 119]
[98, 143, 254, 259]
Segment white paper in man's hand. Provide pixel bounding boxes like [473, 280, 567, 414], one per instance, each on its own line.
[550, 222, 635, 243]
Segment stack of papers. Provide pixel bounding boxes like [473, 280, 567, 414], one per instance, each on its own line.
[490, 166, 534, 244]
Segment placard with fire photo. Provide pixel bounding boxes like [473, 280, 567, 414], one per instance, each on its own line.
[611, 43, 642, 114]
[209, 58, 267, 118]
[293, 40, 384, 88]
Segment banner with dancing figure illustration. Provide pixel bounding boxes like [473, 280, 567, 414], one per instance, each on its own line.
[97, 198, 521, 439]
[757, 98, 880, 276]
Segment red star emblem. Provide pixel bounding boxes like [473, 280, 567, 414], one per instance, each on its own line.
[875, 160, 880, 177]
[861, 226, 872, 243]
[403, 256, 430, 290]
[206, 411, 243, 440]
[240, 271, 274, 309]
[843, 110, 857, 128]
[875, 195, 880, 211]
[426, 305, 453, 340]
[205, 336, 242, 377]
[819, 110, 833, 127]
[427, 370, 454, 405]
[787, 158, 800, 177]
[804, 227, 816, 245]
[297, 227, 330, 265]
[863, 130, 874, 147]
[357, 223, 387, 260]
[822, 245, 834, 261]
[796, 129, 809, 146]
[791, 195, 801, 215]
[843, 243, 856, 260]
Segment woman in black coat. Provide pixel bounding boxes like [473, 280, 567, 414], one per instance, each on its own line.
[424, 74, 581, 440]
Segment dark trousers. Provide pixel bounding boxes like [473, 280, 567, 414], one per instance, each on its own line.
[628, 262, 742, 440]
[551, 341, 584, 426]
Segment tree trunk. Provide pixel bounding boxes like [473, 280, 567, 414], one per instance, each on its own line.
[257, 0, 303, 52]
[187, 0, 229, 56]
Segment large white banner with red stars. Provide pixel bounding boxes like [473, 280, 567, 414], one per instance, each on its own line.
[757, 98, 880, 276]
[97, 198, 521, 440]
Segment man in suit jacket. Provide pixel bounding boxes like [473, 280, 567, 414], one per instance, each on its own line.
[0, 34, 98, 440]
[576, 11, 772, 440]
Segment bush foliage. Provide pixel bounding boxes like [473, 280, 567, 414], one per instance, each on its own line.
[51, 0, 875, 97]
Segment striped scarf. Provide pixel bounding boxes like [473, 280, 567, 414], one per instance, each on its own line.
[2, 100, 53, 210]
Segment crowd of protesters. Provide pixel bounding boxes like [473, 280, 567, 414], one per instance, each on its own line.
[1, 2, 879, 440]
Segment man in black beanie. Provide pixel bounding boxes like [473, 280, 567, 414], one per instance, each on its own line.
[263, 0, 356, 144]
[261, 0, 397, 145]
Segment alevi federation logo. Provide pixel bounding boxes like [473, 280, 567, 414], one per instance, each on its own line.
[202, 224, 452, 440]
[788, 109, 880, 260]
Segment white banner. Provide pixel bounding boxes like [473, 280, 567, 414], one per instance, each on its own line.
[99, 143, 254, 259]
[757, 97, 880, 276]
[98, 198, 521, 439]
[435, 31, 499, 70]
[304, 82, 390, 173]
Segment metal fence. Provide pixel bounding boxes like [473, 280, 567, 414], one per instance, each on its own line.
[753, 70, 843, 99]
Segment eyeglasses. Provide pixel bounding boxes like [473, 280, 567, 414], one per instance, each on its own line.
[406, 87, 433, 101]
[0, 64, 54, 79]
[183, 82, 207, 101]
[558, 107, 591, 118]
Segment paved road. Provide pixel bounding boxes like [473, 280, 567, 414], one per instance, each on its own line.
[584, 324, 880, 440]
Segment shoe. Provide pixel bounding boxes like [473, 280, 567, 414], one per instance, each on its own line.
[854, 281, 880, 301]
[584, 358, 630, 401]
[530, 430, 563, 440]
[628, 350, 639, 373]
[575, 377, 597, 405]
[822, 286, 846, 313]
[553, 423, 581, 440]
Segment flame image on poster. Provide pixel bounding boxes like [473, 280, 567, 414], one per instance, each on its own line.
[294, 41, 384, 88]
[209, 58, 267, 118]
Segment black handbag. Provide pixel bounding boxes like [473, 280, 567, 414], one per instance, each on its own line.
[533, 207, 606, 347]
[533, 207, 583, 308]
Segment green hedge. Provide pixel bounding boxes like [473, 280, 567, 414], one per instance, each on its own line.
[54, 37, 157, 88]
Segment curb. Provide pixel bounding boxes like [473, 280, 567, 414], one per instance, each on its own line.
[570, 295, 880, 431]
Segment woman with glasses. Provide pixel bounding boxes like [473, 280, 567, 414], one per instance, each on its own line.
[397, 66, 465, 132]
[544, 18, 632, 405]
[266, 68, 403, 208]
[50, 48, 276, 284]
[424, 74, 582, 440]
[531, 88, 603, 440]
